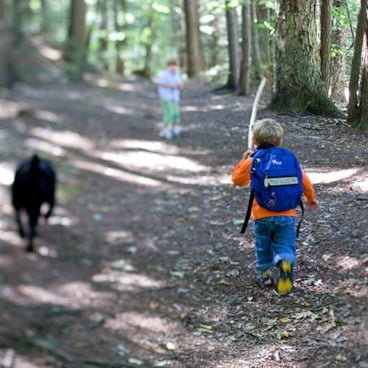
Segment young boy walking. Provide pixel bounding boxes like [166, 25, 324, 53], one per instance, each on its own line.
[157, 60, 183, 139]
[232, 119, 318, 295]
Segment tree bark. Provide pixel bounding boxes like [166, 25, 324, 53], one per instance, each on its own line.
[348, 0, 368, 130]
[358, 24, 368, 130]
[64, 0, 87, 80]
[0, 0, 13, 87]
[113, 0, 126, 75]
[225, 0, 240, 91]
[348, 0, 366, 123]
[320, 0, 332, 91]
[239, 1, 251, 96]
[271, 0, 343, 117]
[208, 14, 220, 68]
[330, 0, 347, 102]
[251, 0, 262, 81]
[183, 0, 204, 78]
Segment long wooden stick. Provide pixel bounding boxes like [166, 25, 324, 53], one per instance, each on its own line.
[248, 77, 267, 150]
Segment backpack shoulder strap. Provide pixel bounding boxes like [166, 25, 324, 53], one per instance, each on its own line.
[240, 190, 254, 234]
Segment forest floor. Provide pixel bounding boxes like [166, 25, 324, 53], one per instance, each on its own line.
[0, 74, 367, 368]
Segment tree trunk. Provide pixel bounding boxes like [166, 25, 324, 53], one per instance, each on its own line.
[320, 0, 332, 91]
[64, 0, 87, 80]
[358, 25, 368, 130]
[0, 0, 13, 87]
[271, 0, 343, 117]
[330, 0, 347, 102]
[239, 1, 251, 96]
[255, 1, 273, 81]
[225, 0, 240, 91]
[40, 0, 49, 33]
[0, 0, 4, 18]
[347, 0, 365, 121]
[183, 0, 204, 78]
[251, 0, 262, 81]
[142, 2, 154, 78]
[12, 0, 26, 43]
[209, 14, 220, 68]
[98, 0, 109, 70]
[114, 0, 126, 75]
[348, 0, 368, 129]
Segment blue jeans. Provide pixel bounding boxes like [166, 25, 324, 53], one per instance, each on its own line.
[253, 216, 296, 272]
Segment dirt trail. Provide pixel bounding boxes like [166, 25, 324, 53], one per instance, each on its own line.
[0, 75, 367, 368]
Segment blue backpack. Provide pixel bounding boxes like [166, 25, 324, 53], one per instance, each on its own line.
[240, 147, 304, 234]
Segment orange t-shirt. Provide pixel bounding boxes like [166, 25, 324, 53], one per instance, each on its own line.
[232, 157, 317, 220]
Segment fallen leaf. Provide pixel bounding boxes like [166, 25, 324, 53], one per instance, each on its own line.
[128, 358, 143, 365]
[335, 354, 347, 362]
[277, 330, 290, 340]
[263, 318, 277, 331]
[232, 218, 244, 225]
[170, 271, 185, 279]
[112, 259, 135, 272]
[150, 300, 159, 309]
[280, 317, 291, 324]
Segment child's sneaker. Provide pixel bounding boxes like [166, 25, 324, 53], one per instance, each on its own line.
[276, 260, 293, 295]
[159, 128, 168, 137]
[159, 128, 173, 139]
[256, 269, 274, 288]
[172, 126, 181, 137]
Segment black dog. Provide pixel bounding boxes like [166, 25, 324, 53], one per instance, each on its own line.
[11, 154, 56, 252]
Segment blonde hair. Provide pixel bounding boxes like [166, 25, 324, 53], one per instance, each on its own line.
[252, 118, 283, 147]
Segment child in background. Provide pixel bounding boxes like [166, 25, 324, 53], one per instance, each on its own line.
[232, 119, 318, 295]
[157, 60, 183, 139]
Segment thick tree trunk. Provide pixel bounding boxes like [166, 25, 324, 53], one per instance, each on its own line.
[271, 0, 342, 117]
[183, 0, 204, 78]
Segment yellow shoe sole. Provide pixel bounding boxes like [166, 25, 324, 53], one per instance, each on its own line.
[276, 261, 293, 295]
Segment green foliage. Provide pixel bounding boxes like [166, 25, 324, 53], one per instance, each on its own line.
[3, 0, 361, 83]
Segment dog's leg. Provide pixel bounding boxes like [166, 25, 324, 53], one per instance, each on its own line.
[26, 209, 40, 252]
[26, 238, 34, 252]
[44, 200, 54, 222]
[15, 210, 25, 238]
